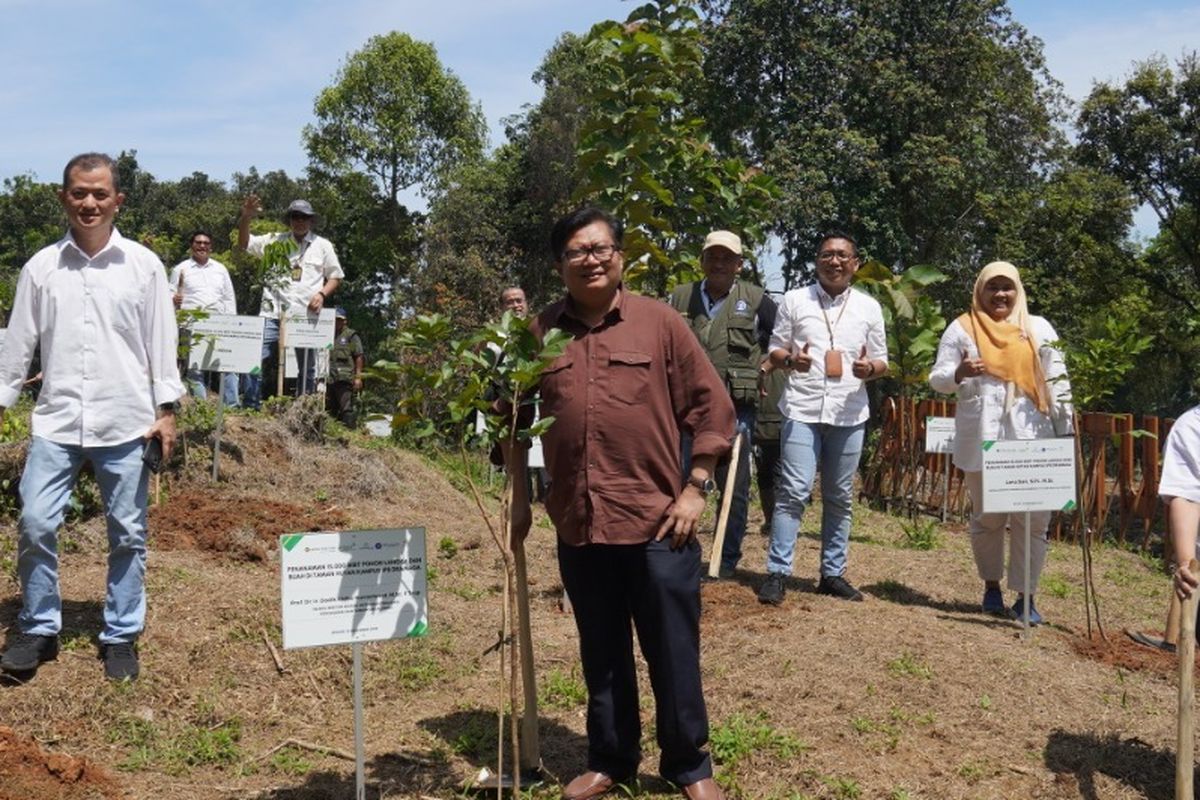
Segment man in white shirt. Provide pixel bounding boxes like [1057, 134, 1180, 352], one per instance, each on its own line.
[0, 152, 183, 682]
[236, 197, 343, 408]
[757, 232, 888, 605]
[170, 230, 239, 406]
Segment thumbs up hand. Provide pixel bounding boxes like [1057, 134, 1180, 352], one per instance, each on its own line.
[852, 345, 875, 379]
[789, 341, 813, 373]
[955, 349, 987, 383]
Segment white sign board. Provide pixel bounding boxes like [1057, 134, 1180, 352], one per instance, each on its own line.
[981, 438, 1077, 514]
[283, 308, 336, 350]
[187, 315, 265, 374]
[924, 416, 955, 454]
[280, 528, 428, 650]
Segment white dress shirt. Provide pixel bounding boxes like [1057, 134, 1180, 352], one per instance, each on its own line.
[169, 257, 237, 314]
[0, 229, 184, 446]
[246, 232, 343, 318]
[1161, 406, 1200, 505]
[928, 316, 1072, 472]
[770, 284, 888, 426]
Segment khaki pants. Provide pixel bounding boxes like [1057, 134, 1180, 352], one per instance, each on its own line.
[964, 471, 1050, 593]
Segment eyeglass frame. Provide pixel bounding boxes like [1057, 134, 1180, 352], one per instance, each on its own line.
[561, 243, 622, 265]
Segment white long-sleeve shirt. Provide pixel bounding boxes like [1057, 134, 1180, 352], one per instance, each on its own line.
[0, 229, 184, 446]
[769, 284, 888, 426]
[928, 315, 1072, 472]
[246, 232, 343, 318]
[1161, 406, 1200, 505]
[169, 257, 237, 314]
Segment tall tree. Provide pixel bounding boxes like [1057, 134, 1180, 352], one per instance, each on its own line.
[700, 0, 1065, 285]
[1077, 54, 1200, 313]
[574, 0, 779, 296]
[304, 32, 487, 202]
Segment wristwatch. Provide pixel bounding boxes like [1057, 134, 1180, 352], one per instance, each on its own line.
[158, 401, 180, 414]
[686, 475, 717, 496]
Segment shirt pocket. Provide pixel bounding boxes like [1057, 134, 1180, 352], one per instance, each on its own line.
[607, 350, 652, 405]
[539, 354, 576, 410]
[96, 283, 143, 335]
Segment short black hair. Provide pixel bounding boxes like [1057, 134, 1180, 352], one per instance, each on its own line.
[550, 207, 624, 261]
[816, 229, 859, 258]
[189, 230, 213, 244]
[62, 153, 119, 193]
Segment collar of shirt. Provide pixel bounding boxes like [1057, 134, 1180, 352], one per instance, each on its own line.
[550, 286, 628, 330]
[61, 227, 124, 262]
[814, 282, 850, 307]
[700, 279, 730, 316]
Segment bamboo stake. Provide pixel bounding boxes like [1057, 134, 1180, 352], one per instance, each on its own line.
[1177, 559, 1199, 800]
[708, 432, 743, 578]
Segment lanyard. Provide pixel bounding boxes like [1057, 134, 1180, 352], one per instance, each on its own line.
[819, 290, 850, 348]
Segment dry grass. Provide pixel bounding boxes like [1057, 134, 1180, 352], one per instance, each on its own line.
[0, 414, 1190, 799]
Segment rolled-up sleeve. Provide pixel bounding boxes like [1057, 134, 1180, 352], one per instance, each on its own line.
[145, 263, 184, 405]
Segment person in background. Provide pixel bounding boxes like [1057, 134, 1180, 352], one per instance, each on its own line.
[170, 230, 238, 406]
[758, 231, 888, 606]
[669, 231, 776, 579]
[500, 286, 528, 317]
[325, 307, 364, 427]
[928, 261, 1073, 624]
[236, 197, 342, 406]
[0, 152, 183, 682]
[754, 355, 786, 534]
[1165, 405, 1200, 604]
[506, 207, 732, 800]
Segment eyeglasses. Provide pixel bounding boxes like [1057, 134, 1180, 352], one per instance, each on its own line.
[817, 250, 857, 263]
[192, 241, 212, 249]
[288, 213, 313, 221]
[563, 244, 621, 265]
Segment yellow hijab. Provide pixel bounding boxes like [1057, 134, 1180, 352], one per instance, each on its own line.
[955, 261, 1049, 414]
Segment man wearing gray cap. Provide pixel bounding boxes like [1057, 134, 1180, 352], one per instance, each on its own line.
[236, 196, 344, 407]
[669, 231, 776, 578]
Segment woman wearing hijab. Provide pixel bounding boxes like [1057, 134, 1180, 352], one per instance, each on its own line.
[929, 261, 1073, 624]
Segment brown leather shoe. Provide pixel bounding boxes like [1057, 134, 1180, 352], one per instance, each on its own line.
[681, 777, 725, 800]
[562, 770, 616, 800]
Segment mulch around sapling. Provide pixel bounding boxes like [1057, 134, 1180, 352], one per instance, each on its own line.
[1068, 628, 1199, 677]
[0, 726, 121, 800]
[149, 489, 349, 560]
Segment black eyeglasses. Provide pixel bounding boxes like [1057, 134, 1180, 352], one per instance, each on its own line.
[563, 244, 621, 265]
[192, 241, 212, 248]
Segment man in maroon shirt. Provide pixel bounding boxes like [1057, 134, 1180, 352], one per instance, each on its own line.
[507, 208, 734, 800]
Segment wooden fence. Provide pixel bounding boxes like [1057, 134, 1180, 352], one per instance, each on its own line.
[860, 396, 1175, 547]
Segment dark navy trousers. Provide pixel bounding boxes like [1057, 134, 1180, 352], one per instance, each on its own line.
[557, 536, 713, 786]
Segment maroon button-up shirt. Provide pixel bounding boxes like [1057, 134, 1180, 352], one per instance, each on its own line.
[531, 289, 736, 546]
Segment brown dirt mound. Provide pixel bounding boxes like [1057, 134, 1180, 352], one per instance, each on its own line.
[150, 489, 349, 560]
[1068, 628, 1197, 677]
[0, 726, 121, 800]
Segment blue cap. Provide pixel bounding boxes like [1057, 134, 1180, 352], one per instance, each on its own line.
[335, 307, 347, 319]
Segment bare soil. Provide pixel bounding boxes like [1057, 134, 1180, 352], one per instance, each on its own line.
[0, 411, 1191, 799]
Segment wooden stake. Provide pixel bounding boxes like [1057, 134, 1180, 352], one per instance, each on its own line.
[708, 432, 743, 578]
[1177, 559, 1198, 800]
[513, 541, 541, 773]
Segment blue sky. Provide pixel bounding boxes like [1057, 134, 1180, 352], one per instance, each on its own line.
[2, 0, 1197, 244]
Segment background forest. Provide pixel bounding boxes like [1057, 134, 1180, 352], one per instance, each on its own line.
[2, 0, 1197, 417]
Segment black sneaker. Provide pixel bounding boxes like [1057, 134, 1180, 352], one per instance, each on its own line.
[0, 633, 59, 672]
[101, 641, 140, 681]
[817, 574, 864, 602]
[757, 573, 786, 605]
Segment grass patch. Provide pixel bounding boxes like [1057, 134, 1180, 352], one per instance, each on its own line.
[110, 715, 242, 775]
[539, 667, 587, 710]
[1042, 573, 1072, 599]
[269, 745, 314, 775]
[896, 517, 941, 550]
[886, 652, 933, 680]
[710, 712, 808, 770]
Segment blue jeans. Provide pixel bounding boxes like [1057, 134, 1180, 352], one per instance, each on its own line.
[766, 419, 865, 578]
[185, 368, 239, 407]
[681, 404, 754, 571]
[17, 436, 149, 643]
[243, 318, 317, 409]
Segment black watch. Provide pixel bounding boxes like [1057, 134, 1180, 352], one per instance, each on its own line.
[158, 401, 180, 413]
[686, 475, 717, 496]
